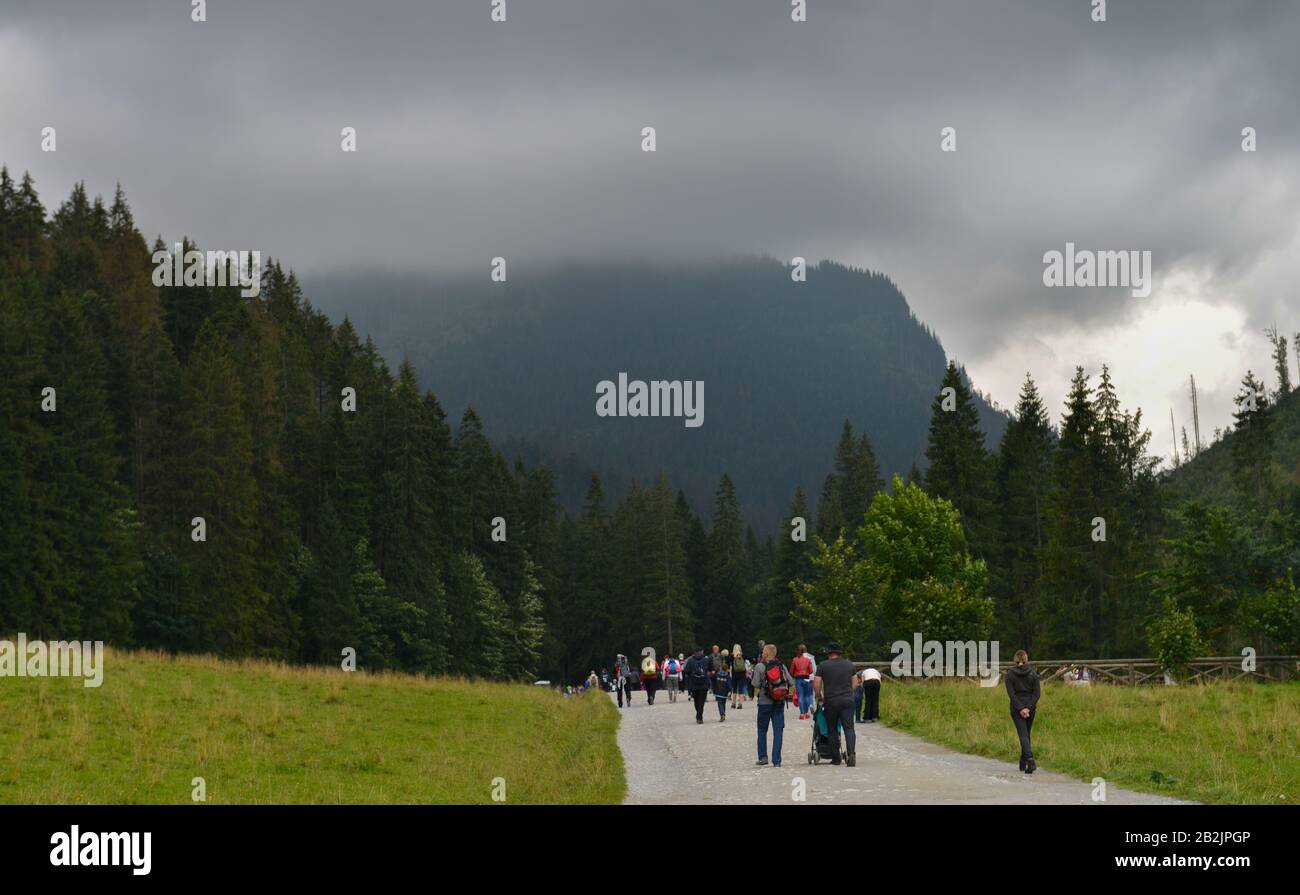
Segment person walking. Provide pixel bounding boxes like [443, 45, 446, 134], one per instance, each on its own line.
[861, 666, 881, 722]
[640, 651, 660, 704]
[684, 647, 712, 724]
[713, 651, 732, 721]
[814, 642, 857, 767]
[729, 644, 746, 709]
[853, 669, 864, 723]
[662, 653, 682, 702]
[623, 657, 640, 705]
[613, 654, 631, 707]
[752, 643, 794, 767]
[790, 643, 815, 720]
[1007, 649, 1041, 773]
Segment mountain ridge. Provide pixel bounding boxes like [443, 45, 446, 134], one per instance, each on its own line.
[305, 257, 1010, 524]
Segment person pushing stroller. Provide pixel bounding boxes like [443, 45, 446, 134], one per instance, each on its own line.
[813, 642, 857, 767]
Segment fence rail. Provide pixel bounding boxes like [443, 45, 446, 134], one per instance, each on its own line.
[852, 656, 1300, 685]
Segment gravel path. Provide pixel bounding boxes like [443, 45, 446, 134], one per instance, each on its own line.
[612, 691, 1189, 805]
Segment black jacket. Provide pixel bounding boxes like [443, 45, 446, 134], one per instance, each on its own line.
[1005, 663, 1041, 712]
[683, 654, 711, 690]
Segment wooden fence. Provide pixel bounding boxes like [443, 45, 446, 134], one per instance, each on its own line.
[853, 655, 1299, 685]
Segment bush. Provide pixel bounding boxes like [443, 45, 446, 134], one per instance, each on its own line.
[1241, 575, 1300, 654]
[1148, 597, 1204, 680]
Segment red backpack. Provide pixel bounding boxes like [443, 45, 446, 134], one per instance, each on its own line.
[763, 660, 790, 702]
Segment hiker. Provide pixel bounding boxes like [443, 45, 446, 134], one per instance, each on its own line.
[752, 643, 795, 767]
[640, 652, 660, 704]
[860, 665, 882, 722]
[729, 643, 746, 709]
[862, 665, 882, 721]
[613, 654, 631, 707]
[814, 642, 857, 766]
[684, 647, 712, 724]
[743, 657, 753, 700]
[713, 651, 732, 721]
[623, 657, 641, 705]
[1007, 650, 1040, 773]
[587, 671, 599, 690]
[853, 670, 864, 723]
[709, 644, 724, 676]
[662, 653, 683, 702]
[791, 643, 816, 720]
[599, 668, 611, 692]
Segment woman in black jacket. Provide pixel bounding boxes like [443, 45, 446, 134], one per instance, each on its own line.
[1005, 650, 1041, 773]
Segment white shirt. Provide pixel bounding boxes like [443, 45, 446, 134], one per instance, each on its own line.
[803, 651, 817, 675]
[861, 667, 881, 682]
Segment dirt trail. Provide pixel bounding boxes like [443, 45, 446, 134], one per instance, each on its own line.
[611, 691, 1189, 805]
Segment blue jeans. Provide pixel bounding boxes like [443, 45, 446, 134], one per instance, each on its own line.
[795, 677, 814, 714]
[757, 702, 786, 765]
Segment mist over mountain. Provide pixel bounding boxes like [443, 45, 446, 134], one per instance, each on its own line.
[306, 258, 1008, 525]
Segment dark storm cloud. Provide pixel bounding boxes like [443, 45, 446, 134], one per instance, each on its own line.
[2, 0, 1298, 417]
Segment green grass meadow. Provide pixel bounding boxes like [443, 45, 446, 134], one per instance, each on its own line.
[0, 649, 625, 804]
[881, 678, 1300, 804]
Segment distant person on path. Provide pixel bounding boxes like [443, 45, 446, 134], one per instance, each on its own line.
[614, 654, 632, 707]
[790, 643, 815, 720]
[860, 665, 881, 722]
[800, 644, 818, 676]
[640, 652, 660, 704]
[713, 651, 732, 721]
[709, 645, 724, 676]
[814, 642, 857, 766]
[1007, 649, 1041, 774]
[853, 670, 864, 722]
[752, 644, 794, 767]
[663, 654, 683, 702]
[684, 647, 712, 724]
[729, 644, 746, 709]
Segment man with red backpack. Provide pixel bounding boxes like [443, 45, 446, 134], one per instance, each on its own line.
[750, 643, 795, 767]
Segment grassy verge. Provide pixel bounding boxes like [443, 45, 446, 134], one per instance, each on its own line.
[0, 648, 625, 804]
[881, 679, 1298, 804]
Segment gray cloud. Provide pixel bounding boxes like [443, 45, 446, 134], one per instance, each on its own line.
[3, 0, 1298, 449]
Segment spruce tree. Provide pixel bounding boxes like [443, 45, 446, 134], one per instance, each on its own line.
[702, 474, 746, 647]
[923, 361, 994, 553]
[991, 375, 1054, 649]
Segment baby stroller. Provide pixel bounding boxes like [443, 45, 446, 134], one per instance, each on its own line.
[807, 705, 846, 765]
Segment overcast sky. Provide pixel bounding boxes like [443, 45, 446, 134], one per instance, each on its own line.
[3, 0, 1298, 462]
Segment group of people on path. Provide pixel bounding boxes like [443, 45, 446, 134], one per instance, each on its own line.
[604, 640, 891, 769]
[601, 642, 1043, 774]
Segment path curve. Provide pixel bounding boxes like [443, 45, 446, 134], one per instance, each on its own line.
[611, 691, 1189, 805]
